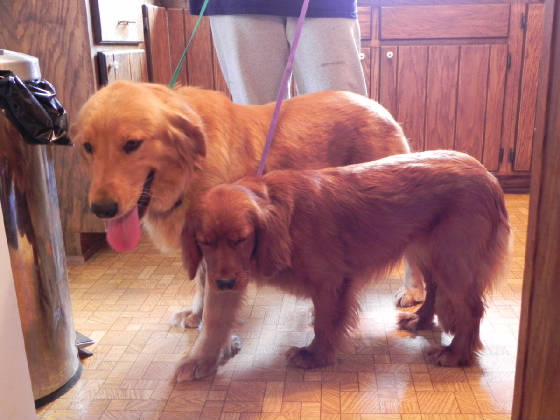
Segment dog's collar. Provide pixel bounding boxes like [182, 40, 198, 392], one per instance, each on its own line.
[149, 197, 185, 219]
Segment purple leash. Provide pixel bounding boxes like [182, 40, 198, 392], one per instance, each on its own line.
[256, 0, 310, 176]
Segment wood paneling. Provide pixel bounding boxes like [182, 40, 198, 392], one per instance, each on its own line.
[454, 45, 490, 161]
[425, 45, 459, 151]
[380, 4, 510, 40]
[483, 44, 507, 171]
[501, 4, 526, 174]
[358, 6, 372, 40]
[515, 3, 545, 171]
[142, 4, 172, 84]
[513, 1, 560, 418]
[212, 44, 229, 96]
[361, 48, 372, 98]
[369, 47, 380, 101]
[167, 8, 188, 86]
[98, 50, 148, 85]
[379, 46, 398, 118]
[185, 14, 214, 89]
[0, 0, 100, 255]
[396, 46, 428, 152]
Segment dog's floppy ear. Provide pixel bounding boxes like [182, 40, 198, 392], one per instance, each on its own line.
[160, 90, 206, 163]
[167, 112, 206, 160]
[253, 199, 292, 277]
[181, 221, 202, 280]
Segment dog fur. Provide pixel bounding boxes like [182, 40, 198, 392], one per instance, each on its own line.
[179, 150, 511, 381]
[70, 80, 416, 328]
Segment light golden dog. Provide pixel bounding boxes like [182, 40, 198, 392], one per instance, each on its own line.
[180, 150, 511, 381]
[71, 80, 417, 329]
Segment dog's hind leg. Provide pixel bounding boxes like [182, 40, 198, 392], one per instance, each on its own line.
[398, 269, 436, 332]
[427, 286, 484, 366]
[287, 277, 359, 369]
[171, 262, 206, 329]
[175, 283, 244, 381]
[395, 258, 425, 307]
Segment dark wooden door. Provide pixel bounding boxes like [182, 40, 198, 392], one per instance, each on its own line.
[513, 3, 545, 172]
[378, 43, 508, 172]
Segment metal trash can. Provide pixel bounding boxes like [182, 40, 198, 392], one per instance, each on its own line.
[0, 50, 80, 406]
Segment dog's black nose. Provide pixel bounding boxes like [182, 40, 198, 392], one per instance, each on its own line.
[216, 278, 236, 290]
[91, 201, 119, 218]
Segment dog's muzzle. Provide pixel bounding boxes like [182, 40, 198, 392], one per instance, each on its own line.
[216, 278, 236, 290]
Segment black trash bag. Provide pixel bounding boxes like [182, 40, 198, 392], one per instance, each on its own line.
[0, 70, 72, 145]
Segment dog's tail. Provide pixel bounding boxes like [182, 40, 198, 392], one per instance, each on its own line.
[479, 178, 513, 296]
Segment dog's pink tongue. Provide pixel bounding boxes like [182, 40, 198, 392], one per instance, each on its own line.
[106, 206, 142, 252]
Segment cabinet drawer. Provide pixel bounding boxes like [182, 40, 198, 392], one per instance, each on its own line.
[380, 4, 510, 40]
[358, 6, 372, 40]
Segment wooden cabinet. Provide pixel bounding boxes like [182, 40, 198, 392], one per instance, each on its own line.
[358, 1, 545, 191]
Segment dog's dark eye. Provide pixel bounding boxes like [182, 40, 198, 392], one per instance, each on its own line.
[83, 142, 93, 154]
[123, 139, 143, 154]
[197, 239, 211, 247]
[232, 237, 247, 246]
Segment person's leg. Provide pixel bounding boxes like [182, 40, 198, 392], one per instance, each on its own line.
[287, 17, 367, 96]
[210, 15, 291, 104]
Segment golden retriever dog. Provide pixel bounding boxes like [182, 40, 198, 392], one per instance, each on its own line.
[70, 80, 418, 329]
[179, 150, 511, 381]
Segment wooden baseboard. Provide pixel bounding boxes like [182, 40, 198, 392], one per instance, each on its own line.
[496, 173, 531, 194]
[66, 232, 107, 265]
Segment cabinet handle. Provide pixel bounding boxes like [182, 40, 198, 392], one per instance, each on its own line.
[386, 51, 394, 59]
[359, 52, 365, 61]
[118, 20, 136, 25]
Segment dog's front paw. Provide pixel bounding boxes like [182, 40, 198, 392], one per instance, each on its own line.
[398, 312, 421, 332]
[171, 309, 202, 329]
[174, 356, 218, 382]
[426, 346, 473, 367]
[286, 346, 332, 369]
[394, 287, 424, 308]
[220, 335, 242, 362]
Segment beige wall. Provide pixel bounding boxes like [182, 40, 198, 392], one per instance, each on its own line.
[0, 208, 36, 420]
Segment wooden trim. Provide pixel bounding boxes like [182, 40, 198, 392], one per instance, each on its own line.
[514, 3, 545, 171]
[512, 0, 560, 418]
[380, 5, 510, 40]
[495, 174, 531, 193]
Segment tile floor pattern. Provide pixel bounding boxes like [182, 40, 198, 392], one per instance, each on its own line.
[37, 194, 529, 420]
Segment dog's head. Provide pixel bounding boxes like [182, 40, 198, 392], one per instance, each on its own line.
[183, 180, 292, 292]
[70, 81, 206, 252]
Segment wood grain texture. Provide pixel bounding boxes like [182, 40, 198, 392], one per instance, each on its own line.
[369, 47, 380, 101]
[501, 4, 526, 174]
[512, 1, 560, 418]
[129, 49, 149, 82]
[143, 4, 172, 83]
[380, 4, 510, 40]
[213, 41, 230, 96]
[379, 47, 398, 118]
[185, 14, 214, 89]
[358, 6, 372, 40]
[98, 50, 149, 85]
[425, 45, 459, 151]
[482, 44, 508, 171]
[514, 3, 545, 171]
[396, 46, 428, 152]
[454, 45, 490, 160]
[0, 0, 102, 255]
[166, 8, 188, 87]
[361, 48, 372, 98]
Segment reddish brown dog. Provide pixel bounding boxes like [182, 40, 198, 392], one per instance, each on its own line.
[179, 150, 511, 381]
[70, 81, 418, 335]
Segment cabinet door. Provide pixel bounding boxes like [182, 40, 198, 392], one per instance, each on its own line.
[514, 4, 544, 171]
[379, 44, 507, 171]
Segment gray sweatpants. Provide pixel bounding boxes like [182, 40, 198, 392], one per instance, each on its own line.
[209, 15, 367, 104]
